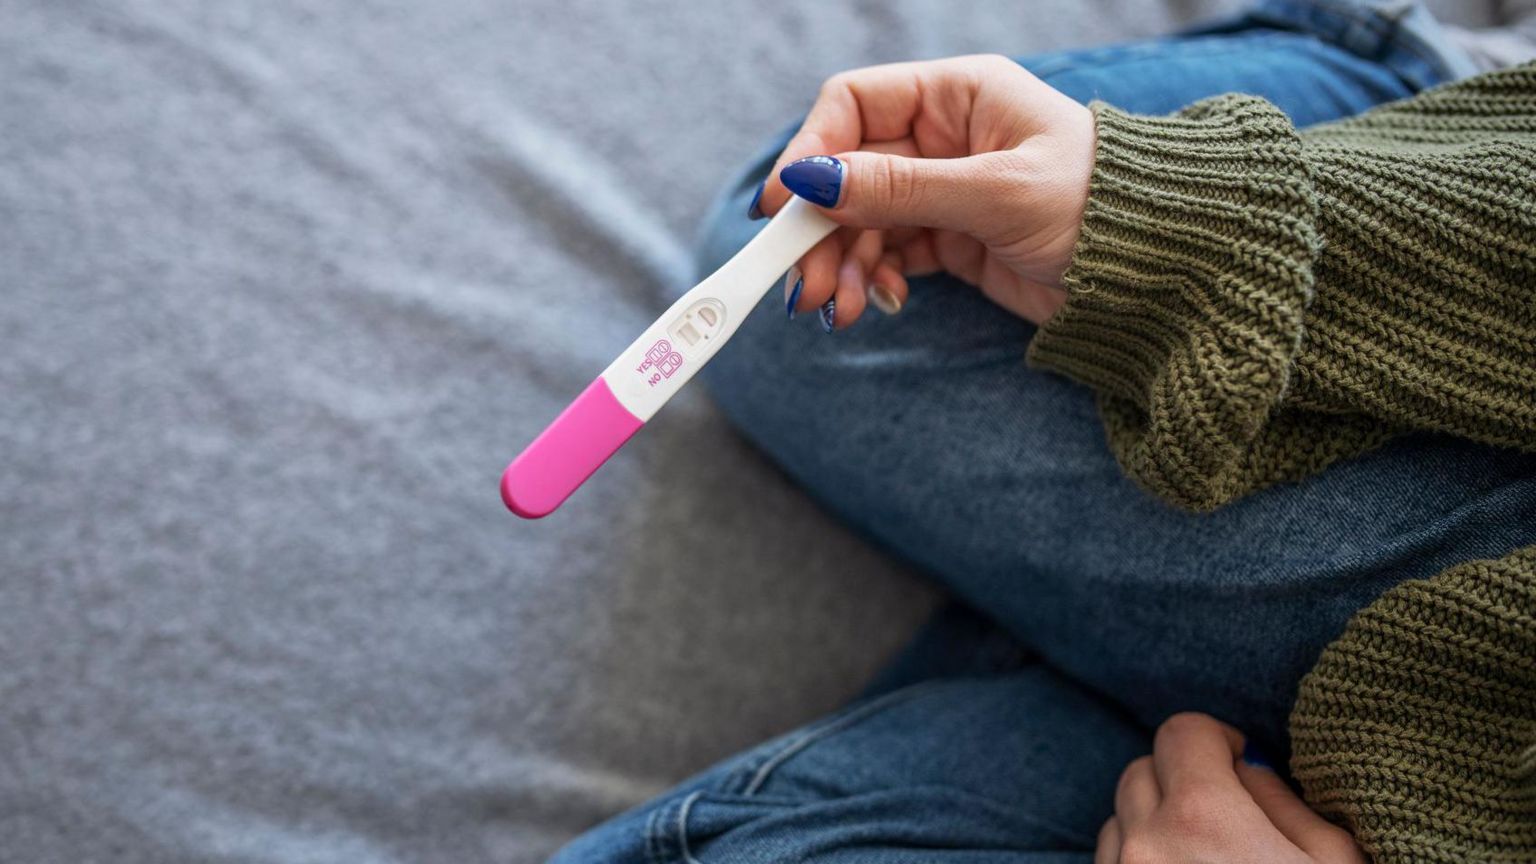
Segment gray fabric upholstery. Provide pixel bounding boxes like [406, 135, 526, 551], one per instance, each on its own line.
[0, 1, 1495, 861]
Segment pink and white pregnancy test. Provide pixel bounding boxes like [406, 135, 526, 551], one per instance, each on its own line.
[501, 197, 837, 518]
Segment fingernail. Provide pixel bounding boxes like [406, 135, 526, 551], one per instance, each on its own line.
[818, 298, 836, 333]
[784, 267, 803, 319]
[1241, 742, 1275, 771]
[746, 180, 766, 220]
[866, 283, 902, 315]
[780, 156, 843, 209]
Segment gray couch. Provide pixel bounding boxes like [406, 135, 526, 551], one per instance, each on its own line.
[0, 2, 1499, 861]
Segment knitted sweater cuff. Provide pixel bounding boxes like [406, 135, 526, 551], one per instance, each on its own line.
[1026, 97, 1323, 510]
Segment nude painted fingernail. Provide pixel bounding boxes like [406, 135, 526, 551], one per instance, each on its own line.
[784, 267, 803, 320]
[866, 283, 902, 315]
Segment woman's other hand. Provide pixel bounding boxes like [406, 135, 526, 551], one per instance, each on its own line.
[1096, 713, 1367, 864]
[754, 55, 1094, 329]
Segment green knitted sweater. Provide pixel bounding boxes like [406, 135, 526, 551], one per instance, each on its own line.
[1027, 64, 1536, 862]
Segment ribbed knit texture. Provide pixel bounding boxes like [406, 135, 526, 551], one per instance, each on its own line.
[1028, 64, 1536, 512]
[1025, 65, 1536, 863]
[1290, 548, 1536, 863]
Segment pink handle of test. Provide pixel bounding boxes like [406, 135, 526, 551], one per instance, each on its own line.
[500, 377, 643, 518]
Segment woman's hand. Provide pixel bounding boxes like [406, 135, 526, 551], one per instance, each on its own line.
[1097, 713, 1366, 864]
[754, 54, 1095, 329]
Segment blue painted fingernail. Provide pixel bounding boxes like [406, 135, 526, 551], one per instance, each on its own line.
[780, 156, 843, 209]
[818, 298, 836, 333]
[746, 180, 766, 220]
[785, 268, 803, 320]
[1241, 742, 1275, 771]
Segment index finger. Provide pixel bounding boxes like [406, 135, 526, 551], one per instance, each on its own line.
[1151, 712, 1247, 798]
[757, 61, 929, 217]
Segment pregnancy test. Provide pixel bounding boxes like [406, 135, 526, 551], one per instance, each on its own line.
[501, 196, 837, 518]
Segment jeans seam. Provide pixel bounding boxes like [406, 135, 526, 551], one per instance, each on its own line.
[676, 792, 705, 864]
[644, 793, 705, 864]
[644, 803, 665, 864]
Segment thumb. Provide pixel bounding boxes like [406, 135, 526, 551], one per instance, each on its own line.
[778, 152, 997, 234]
[1236, 753, 1366, 863]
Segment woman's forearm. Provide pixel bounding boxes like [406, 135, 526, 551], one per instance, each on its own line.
[1028, 63, 1536, 511]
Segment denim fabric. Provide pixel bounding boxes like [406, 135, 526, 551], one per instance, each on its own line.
[1187, 0, 1483, 85]
[551, 4, 1536, 862]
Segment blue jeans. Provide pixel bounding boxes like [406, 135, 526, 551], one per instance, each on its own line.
[554, 3, 1536, 861]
